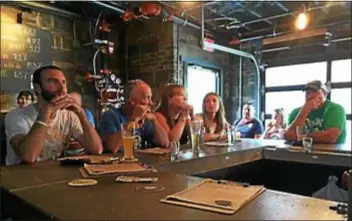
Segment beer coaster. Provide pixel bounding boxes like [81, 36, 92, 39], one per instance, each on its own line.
[214, 200, 232, 207]
[68, 179, 98, 187]
[135, 185, 165, 193]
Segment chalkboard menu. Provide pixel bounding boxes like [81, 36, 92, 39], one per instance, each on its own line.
[1, 22, 52, 91]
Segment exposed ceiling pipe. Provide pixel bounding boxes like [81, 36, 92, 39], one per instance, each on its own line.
[180, 1, 218, 15]
[157, 1, 228, 35]
[240, 19, 352, 43]
[332, 36, 352, 43]
[275, 2, 289, 12]
[91, 0, 218, 36]
[233, 2, 272, 25]
[231, 2, 345, 28]
[262, 36, 351, 53]
[200, 3, 261, 119]
[91, 0, 125, 14]
[5, 1, 83, 19]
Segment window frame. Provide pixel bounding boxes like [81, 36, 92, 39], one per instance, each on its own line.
[183, 62, 221, 96]
[264, 58, 352, 137]
[182, 59, 222, 114]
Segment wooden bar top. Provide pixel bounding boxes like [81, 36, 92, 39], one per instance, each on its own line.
[1, 139, 350, 220]
[8, 171, 345, 220]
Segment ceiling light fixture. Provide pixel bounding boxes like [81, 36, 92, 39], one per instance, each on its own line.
[295, 5, 309, 30]
[296, 12, 308, 30]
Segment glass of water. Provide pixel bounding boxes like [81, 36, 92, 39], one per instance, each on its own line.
[169, 141, 180, 161]
[302, 137, 313, 153]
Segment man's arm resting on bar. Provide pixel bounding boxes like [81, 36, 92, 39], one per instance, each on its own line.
[75, 110, 103, 154]
[307, 128, 342, 144]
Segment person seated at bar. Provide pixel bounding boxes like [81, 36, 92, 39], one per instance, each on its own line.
[194, 92, 229, 141]
[284, 80, 346, 144]
[70, 92, 95, 127]
[235, 103, 264, 139]
[154, 84, 193, 144]
[99, 79, 169, 153]
[17, 90, 34, 108]
[262, 108, 286, 140]
[4, 66, 103, 165]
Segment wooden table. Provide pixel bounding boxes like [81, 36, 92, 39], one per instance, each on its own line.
[1, 139, 350, 220]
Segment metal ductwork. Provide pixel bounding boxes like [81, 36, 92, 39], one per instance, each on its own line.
[199, 3, 261, 119]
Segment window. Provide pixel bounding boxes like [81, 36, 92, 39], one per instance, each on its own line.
[331, 58, 352, 143]
[331, 59, 351, 82]
[330, 88, 352, 114]
[346, 120, 351, 145]
[186, 65, 219, 114]
[266, 62, 327, 87]
[266, 91, 305, 120]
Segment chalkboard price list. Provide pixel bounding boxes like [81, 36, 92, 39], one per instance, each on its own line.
[1, 22, 52, 91]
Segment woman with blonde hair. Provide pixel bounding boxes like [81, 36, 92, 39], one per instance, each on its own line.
[154, 84, 193, 144]
[262, 108, 287, 140]
[194, 92, 229, 141]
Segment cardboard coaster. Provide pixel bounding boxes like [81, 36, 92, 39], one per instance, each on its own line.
[68, 179, 98, 187]
[135, 185, 165, 193]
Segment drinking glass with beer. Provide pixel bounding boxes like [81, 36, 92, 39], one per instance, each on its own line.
[190, 120, 203, 153]
[121, 122, 141, 162]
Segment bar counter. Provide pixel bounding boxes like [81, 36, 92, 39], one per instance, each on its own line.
[1, 139, 350, 220]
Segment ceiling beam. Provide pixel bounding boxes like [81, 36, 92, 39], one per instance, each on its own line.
[263, 27, 327, 45]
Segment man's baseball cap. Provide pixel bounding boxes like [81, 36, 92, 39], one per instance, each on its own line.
[303, 80, 330, 93]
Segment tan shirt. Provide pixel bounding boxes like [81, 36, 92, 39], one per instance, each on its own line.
[5, 104, 83, 165]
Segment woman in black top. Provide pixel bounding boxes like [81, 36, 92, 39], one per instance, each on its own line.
[155, 84, 193, 144]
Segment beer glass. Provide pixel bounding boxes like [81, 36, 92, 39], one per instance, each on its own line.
[121, 123, 141, 161]
[190, 120, 202, 153]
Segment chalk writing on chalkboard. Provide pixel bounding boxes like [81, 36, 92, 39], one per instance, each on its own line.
[0, 22, 52, 91]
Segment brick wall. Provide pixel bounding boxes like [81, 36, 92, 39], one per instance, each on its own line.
[126, 19, 174, 86]
[120, 19, 260, 124]
[174, 24, 241, 124]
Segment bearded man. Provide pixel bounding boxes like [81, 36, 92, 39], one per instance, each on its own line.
[5, 66, 103, 165]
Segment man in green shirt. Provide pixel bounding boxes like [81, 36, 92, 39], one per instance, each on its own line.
[284, 80, 346, 144]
